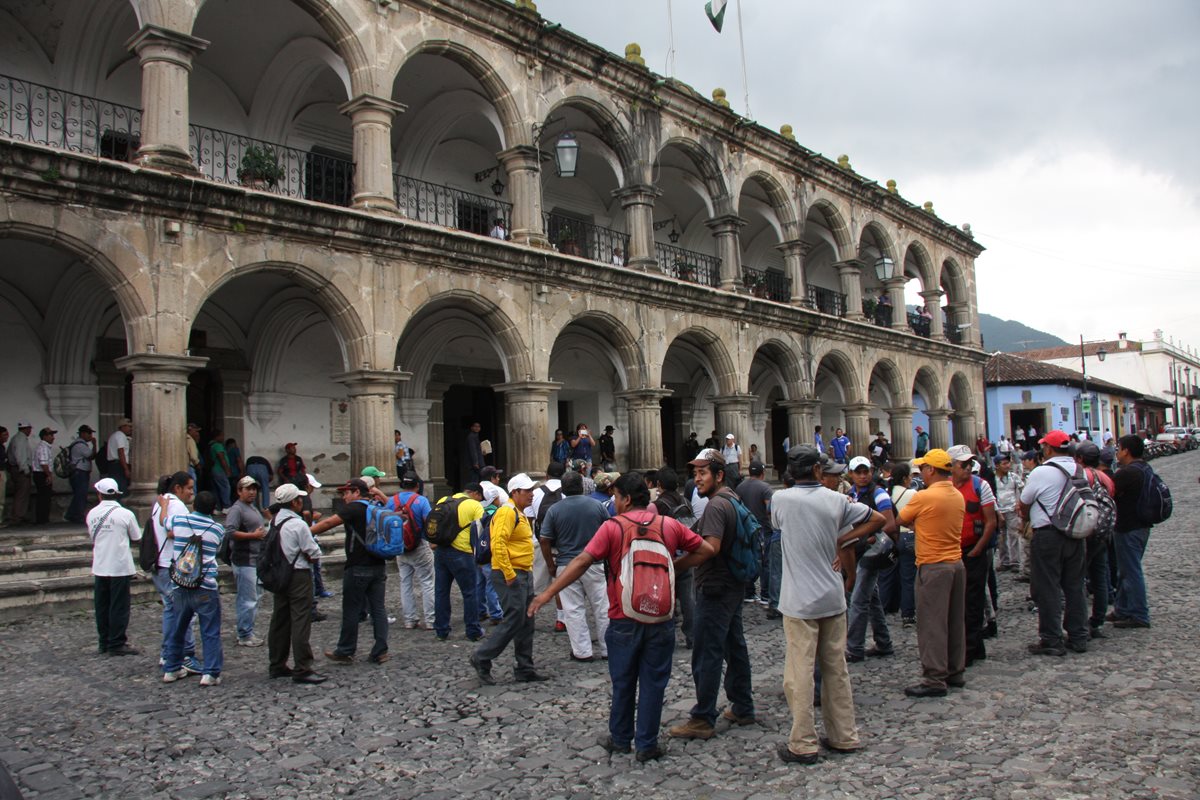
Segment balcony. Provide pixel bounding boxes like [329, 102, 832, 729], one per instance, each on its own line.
[806, 285, 847, 317]
[393, 173, 513, 236]
[907, 310, 933, 338]
[654, 242, 720, 287]
[742, 266, 791, 302]
[544, 212, 630, 265]
[945, 324, 964, 345]
[190, 125, 354, 205]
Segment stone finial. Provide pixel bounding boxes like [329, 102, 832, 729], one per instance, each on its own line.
[837, 154, 851, 170]
[712, 87, 730, 108]
[961, 223, 973, 237]
[923, 201, 935, 214]
[886, 179, 897, 194]
[625, 43, 646, 66]
[780, 124, 796, 141]
[515, 0, 538, 14]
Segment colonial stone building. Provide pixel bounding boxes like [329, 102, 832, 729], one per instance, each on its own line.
[0, 0, 985, 506]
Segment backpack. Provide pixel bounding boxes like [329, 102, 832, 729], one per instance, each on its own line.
[391, 493, 423, 552]
[724, 496, 762, 583]
[53, 446, 72, 479]
[169, 534, 206, 588]
[534, 486, 564, 532]
[137, 514, 165, 572]
[1085, 470, 1117, 543]
[1133, 462, 1172, 526]
[356, 499, 407, 558]
[610, 514, 675, 623]
[669, 499, 697, 531]
[472, 507, 498, 565]
[425, 496, 466, 547]
[257, 519, 300, 593]
[1036, 462, 1101, 540]
[94, 440, 109, 472]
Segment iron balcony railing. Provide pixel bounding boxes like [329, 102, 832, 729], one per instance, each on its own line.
[907, 310, 933, 338]
[742, 265, 791, 302]
[0, 73, 142, 159]
[544, 212, 630, 266]
[394, 172, 513, 236]
[655, 241, 720, 288]
[806, 285, 847, 317]
[946, 324, 964, 345]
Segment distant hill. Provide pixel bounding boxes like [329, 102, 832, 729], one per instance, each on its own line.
[979, 313, 1069, 353]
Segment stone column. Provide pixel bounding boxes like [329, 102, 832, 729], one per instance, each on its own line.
[885, 406, 916, 462]
[836, 261, 865, 320]
[780, 400, 820, 447]
[114, 352, 209, 511]
[615, 389, 672, 471]
[945, 302, 971, 345]
[843, 404, 873, 457]
[339, 94, 405, 214]
[926, 409, 951, 450]
[498, 145, 549, 247]
[220, 370, 250, 448]
[397, 397, 433, 478]
[776, 239, 809, 305]
[495, 381, 561, 477]
[952, 411, 977, 447]
[334, 370, 410, 490]
[921, 289, 946, 340]
[425, 382, 450, 497]
[884, 277, 907, 328]
[706, 215, 747, 291]
[126, 25, 208, 173]
[712, 394, 755, 471]
[613, 184, 660, 271]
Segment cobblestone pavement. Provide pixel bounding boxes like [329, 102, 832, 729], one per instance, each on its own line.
[2, 453, 1198, 800]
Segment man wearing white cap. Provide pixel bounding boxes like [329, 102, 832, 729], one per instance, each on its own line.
[7, 421, 33, 524]
[87, 478, 141, 656]
[267, 483, 327, 684]
[721, 434, 743, 489]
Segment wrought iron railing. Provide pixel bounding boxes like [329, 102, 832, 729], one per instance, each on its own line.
[946, 324, 964, 344]
[907, 311, 933, 338]
[742, 265, 791, 302]
[0, 73, 142, 158]
[189, 124, 354, 205]
[544, 212, 630, 266]
[655, 241, 720, 287]
[394, 173, 513, 236]
[806, 285, 847, 317]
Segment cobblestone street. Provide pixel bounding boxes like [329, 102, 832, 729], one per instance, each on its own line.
[1, 453, 1197, 800]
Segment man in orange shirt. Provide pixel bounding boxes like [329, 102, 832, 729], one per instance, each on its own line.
[897, 449, 966, 698]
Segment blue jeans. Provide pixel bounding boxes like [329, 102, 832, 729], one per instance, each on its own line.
[247, 464, 270, 511]
[757, 533, 771, 599]
[1114, 528, 1150, 624]
[898, 531, 917, 619]
[67, 469, 90, 522]
[1085, 537, 1109, 627]
[689, 585, 754, 726]
[606, 618, 675, 752]
[845, 561, 893, 658]
[211, 472, 231, 510]
[767, 535, 782, 609]
[164, 587, 223, 677]
[232, 564, 263, 640]
[477, 564, 502, 620]
[153, 568, 195, 661]
[333, 564, 389, 659]
[435, 547, 482, 639]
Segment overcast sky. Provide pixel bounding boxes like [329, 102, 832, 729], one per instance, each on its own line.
[538, 0, 1200, 352]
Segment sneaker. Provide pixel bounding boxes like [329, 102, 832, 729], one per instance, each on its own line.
[199, 674, 222, 687]
[720, 707, 756, 726]
[324, 650, 354, 664]
[181, 657, 203, 675]
[777, 744, 820, 765]
[387, 616, 398, 624]
[237, 636, 265, 648]
[668, 718, 715, 740]
[901, 616, 916, 627]
[162, 669, 189, 683]
[1089, 626, 1107, 639]
[757, 597, 769, 607]
[317, 590, 335, 599]
[636, 745, 667, 763]
[743, 595, 760, 604]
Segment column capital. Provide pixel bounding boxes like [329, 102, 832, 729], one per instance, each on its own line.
[711, 393, 756, 410]
[925, 408, 951, 420]
[842, 403, 874, 417]
[612, 183, 662, 207]
[779, 398, 820, 411]
[882, 275, 907, 290]
[615, 388, 673, 407]
[493, 380, 563, 397]
[333, 369, 411, 395]
[497, 145, 544, 171]
[339, 93, 407, 119]
[774, 239, 811, 258]
[126, 25, 209, 64]
[704, 214, 748, 235]
[834, 259, 865, 274]
[114, 352, 209, 382]
[884, 405, 918, 417]
[920, 289, 945, 302]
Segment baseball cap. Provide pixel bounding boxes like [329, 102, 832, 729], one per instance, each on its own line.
[359, 476, 375, 489]
[1099, 445, 1116, 465]
[913, 448, 953, 471]
[306, 473, 322, 489]
[284, 442, 298, 449]
[915, 425, 924, 432]
[400, 471, 419, 487]
[337, 478, 369, 494]
[17, 420, 31, 429]
[94, 477, 120, 496]
[236, 475, 258, 489]
[1040, 430, 1071, 448]
[788, 445, 821, 473]
[604, 425, 615, 432]
[946, 445, 974, 462]
[688, 447, 726, 467]
[748, 460, 764, 475]
[593, 471, 619, 490]
[1076, 441, 1101, 465]
[507, 473, 536, 493]
[360, 466, 387, 479]
[725, 433, 736, 440]
[274, 484, 307, 504]
[38, 427, 57, 437]
[822, 461, 848, 476]
[117, 418, 132, 427]
[78, 424, 95, 434]
[993, 453, 1011, 464]
[480, 466, 502, 481]
[848, 456, 872, 471]
[1021, 450, 1039, 462]
[481, 482, 502, 505]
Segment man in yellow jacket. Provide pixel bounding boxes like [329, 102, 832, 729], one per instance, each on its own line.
[470, 473, 547, 685]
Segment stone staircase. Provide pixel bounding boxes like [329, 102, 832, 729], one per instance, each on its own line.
[0, 521, 349, 623]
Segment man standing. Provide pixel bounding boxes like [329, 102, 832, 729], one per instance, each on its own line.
[162, 491, 225, 687]
[599, 425, 617, 470]
[947, 445, 997, 665]
[32, 426, 56, 525]
[914, 425, 929, 458]
[267, 483, 327, 684]
[208, 429, 232, 511]
[897, 449, 966, 697]
[830, 428, 852, 464]
[570, 424, 596, 471]
[1111, 434, 1155, 630]
[313, 478, 390, 665]
[65, 425, 97, 524]
[276, 443, 306, 487]
[844, 456, 899, 663]
[720, 434, 743, 488]
[1075, 441, 1114, 636]
[470, 473, 546, 685]
[539, 470, 610, 661]
[1019, 430, 1089, 656]
[388, 473, 435, 631]
[185, 423, 202, 486]
[7, 421, 33, 524]
[869, 433, 892, 468]
[105, 418, 132, 494]
[993, 454, 1023, 573]
[152, 472, 202, 676]
[735, 461, 773, 605]
[87, 477, 141, 656]
[530, 472, 714, 762]
[464, 422, 485, 485]
[772, 446, 884, 764]
[225, 476, 267, 647]
[394, 430, 413, 476]
[668, 448, 756, 741]
[430, 479, 484, 642]
[813, 426, 825, 456]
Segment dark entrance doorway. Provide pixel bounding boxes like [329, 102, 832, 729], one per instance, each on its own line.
[660, 397, 681, 469]
[443, 385, 501, 490]
[1008, 408, 1048, 448]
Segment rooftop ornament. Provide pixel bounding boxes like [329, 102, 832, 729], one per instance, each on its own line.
[780, 124, 796, 142]
[886, 179, 898, 194]
[625, 43, 646, 67]
[837, 154, 852, 170]
[712, 88, 730, 108]
[923, 201, 935, 214]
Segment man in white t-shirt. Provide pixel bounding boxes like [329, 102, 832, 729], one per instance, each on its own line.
[770, 445, 884, 765]
[88, 478, 141, 656]
[106, 418, 133, 493]
[152, 471, 201, 674]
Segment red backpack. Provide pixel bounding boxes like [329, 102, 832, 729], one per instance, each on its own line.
[392, 493, 423, 551]
[611, 514, 675, 623]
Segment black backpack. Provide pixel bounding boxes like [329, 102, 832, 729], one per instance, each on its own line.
[535, 486, 564, 532]
[1133, 462, 1172, 526]
[257, 519, 300, 593]
[137, 515, 166, 572]
[425, 496, 466, 547]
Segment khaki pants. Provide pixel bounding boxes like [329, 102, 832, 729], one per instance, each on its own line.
[782, 614, 859, 756]
[915, 561, 966, 689]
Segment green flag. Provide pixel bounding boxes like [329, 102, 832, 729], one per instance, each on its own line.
[705, 0, 727, 32]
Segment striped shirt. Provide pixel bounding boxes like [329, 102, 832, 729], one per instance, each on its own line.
[166, 511, 224, 590]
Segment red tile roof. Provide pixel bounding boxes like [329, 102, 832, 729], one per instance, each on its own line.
[985, 352, 1141, 397]
[1017, 339, 1140, 361]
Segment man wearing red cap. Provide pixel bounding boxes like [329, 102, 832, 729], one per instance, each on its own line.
[277, 443, 306, 487]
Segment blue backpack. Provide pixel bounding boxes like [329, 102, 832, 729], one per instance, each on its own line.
[472, 506, 498, 565]
[355, 500, 407, 558]
[724, 496, 762, 583]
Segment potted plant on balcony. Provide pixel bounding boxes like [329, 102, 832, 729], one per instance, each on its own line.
[237, 146, 286, 189]
[862, 296, 878, 318]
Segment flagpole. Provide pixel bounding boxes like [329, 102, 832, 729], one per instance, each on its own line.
[736, 0, 752, 118]
[666, 0, 676, 77]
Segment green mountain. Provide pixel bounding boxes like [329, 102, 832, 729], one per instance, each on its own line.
[979, 313, 1069, 353]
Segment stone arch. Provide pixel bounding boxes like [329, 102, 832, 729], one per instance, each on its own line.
[547, 310, 646, 392]
[655, 137, 733, 218]
[394, 88, 506, 178]
[902, 239, 936, 295]
[247, 295, 329, 393]
[802, 195, 853, 260]
[941, 257, 969, 307]
[858, 220, 899, 266]
[43, 267, 118, 385]
[248, 37, 353, 143]
[658, 325, 740, 398]
[544, 94, 638, 184]
[738, 170, 799, 238]
[746, 337, 804, 401]
[948, 370, 974, 413]
[912, 365, 943, 408]
[814, 347, 864, 406]
[868, 357, 906, 406]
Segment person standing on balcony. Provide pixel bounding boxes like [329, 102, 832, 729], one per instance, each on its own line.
[489, 218, 508, 240]
[830, 428, 852, 465]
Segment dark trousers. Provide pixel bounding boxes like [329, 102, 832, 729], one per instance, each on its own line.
[1030, 528, 1088, 648]
[333, 564, 388, 659]
[675, 567, 696, 644]
[474, 570, 536, 676]
[434, 546, 482, 639]
[268, 569, 315, 673]
[1085, 537, 1109, 627]
[876, 561, 901, 613]
[606, 619, 675, 752]
[67, 469, 91, 522]
[962, 550, 989, 662]
[93, 575, 132, 651]
[32, 471, 51, 525]
[689, 584, 754, 725]
[897, 531, 917, 619]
